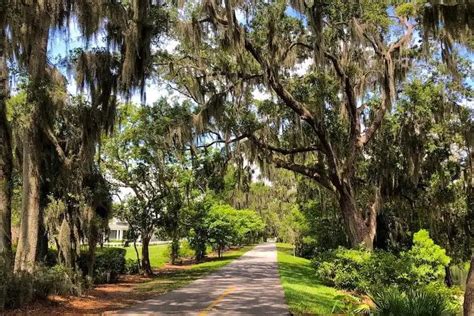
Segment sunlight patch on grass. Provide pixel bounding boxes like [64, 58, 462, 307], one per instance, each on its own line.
[124, 244, 170, 269]
[277, 243, 344, 315]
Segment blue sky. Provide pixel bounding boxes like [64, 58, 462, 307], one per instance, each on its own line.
[46, 9, 472, 109]
[47, 17, 181, 106]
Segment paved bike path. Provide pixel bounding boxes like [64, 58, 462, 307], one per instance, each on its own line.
[113, 243, 289, 315]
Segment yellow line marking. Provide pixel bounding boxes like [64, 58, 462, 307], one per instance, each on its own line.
[198, 286, 237, 316]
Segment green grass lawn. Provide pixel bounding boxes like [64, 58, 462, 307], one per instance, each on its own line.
[124, 244, 170, 269]
[277, 243, 347, 315]
[136, 245, 255, 294]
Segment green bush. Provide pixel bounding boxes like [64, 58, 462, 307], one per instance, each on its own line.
[179, 240, 195, 259]
[0, 258, 82, 311]
[371, 287, 452, 316]
[313, 247, 372, 291]
[424, 282, 463, 314]
[313, 230, 452, 293]
[401, 229, 451, 285]
[189, 229, 208, 261]
[33, 265, 83, 299]
[187, 200, 210, 262]
[78, 247, 126, 283]
[451, 262, 470, 289]
[124, 258, 140, 274]
[94, 247, 126, 283]
[206, 204, 264, 256]
[2, 270, 33, 310]
[362, 251, 404, 290]
[296, 236, 318, 259]
[44, 248, 58, 267]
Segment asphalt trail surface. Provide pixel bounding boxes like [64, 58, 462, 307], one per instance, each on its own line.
[113, 243, 289, 315]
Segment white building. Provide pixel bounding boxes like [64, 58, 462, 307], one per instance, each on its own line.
[107, 217, 164, 244]
[108, 217, 129, 241]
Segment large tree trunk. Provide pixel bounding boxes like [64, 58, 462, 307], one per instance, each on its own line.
[464, 256, 474, 316]
[14, 132, 42, 272]
[338, 186, 380, 250]
[141, 236, 153, 277]
[14, 13, 50, 272]
[0, 32, 12, 264]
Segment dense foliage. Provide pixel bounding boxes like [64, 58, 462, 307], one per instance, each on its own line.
[0, 258, 82, 310]
[313, 230, 461, 313]
[0, 0, 472, 314]
[206, 204, 264, 257]
[78, 247, 126, 284]
[371, 287, 452, 316]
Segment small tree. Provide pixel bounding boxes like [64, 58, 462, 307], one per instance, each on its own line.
[402, 229, 451, 285]
[162, 187, 183, 265]
[187, 197, 214, 262]
[206, 204, 265, 257]
[116, 197, 162, 276]
[234, 209, 265, 245]
[206, 205, 236, 258]
[279, 206, 307, 256]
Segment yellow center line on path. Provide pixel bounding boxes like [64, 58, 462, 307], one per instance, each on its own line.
[198, 286, 237, 316]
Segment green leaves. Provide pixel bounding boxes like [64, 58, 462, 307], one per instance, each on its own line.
[395, 3, 417, 18]
[313, 229, 452, 293]
[206, 203, 265, 252]
[403, 229, 451, 284]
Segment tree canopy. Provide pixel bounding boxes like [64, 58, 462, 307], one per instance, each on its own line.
[0, 0, 472, 314]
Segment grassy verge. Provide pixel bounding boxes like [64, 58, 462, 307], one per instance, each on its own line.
[124, 244, 169, 269]
[136, 245, 255, 294]
[277, 243, 347, 315]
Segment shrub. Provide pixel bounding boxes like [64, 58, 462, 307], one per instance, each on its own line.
[179, 240, 194, 259]
[451, 262, 470, 289]
[296, 236, 318, 259]
[206, 204, 264, 256]
[189, 230, 207, 261]
[0, 259, 83, 311]
[361, 251, 404, 290]
[33, 265, 83, 298]
[94, 247, 126, 283]
[424, 282, 462, 314]
[44, 248, 58, 267]
[331, 294, 372, 315]
[371, 287, 452, 316]
[124, 258, 140, 274]
[313, 229, 451, 293]
[1, 270, 33, 310]
[78, 247, 126, 283]
[401, 229, 451, 285]
[312, 247, 372, 291]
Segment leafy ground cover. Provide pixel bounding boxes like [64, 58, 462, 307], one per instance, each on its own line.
[276, 243, 349, 315]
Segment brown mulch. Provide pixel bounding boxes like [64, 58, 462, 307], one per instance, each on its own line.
[5, 274, 155, 315]
[5, 254, 221, 315]
[4, 263, 198, 316]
